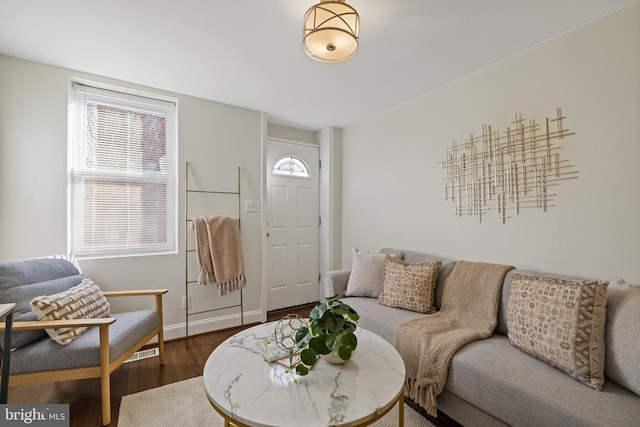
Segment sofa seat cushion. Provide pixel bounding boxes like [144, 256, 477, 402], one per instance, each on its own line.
[9, 309, 160, 374]
[339, 296, 425, 343]
[445, 335, 640, 427]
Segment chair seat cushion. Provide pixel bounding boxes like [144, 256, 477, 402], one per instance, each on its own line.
[9, 309, 160, 374]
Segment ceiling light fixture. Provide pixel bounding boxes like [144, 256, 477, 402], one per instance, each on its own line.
[303, 0, 360, 64]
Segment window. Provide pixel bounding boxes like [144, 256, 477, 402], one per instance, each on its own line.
[272, 156, 311, 178]
[69, 82, 177, 257]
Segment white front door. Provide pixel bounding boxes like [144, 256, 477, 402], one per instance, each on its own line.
[266, 139, 320, 311]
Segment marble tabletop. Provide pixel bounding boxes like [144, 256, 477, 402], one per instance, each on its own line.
[203, 321, 406, 427]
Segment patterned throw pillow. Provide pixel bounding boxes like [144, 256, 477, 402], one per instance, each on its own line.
[506, 272, 608, 390]
[344, 248, 403, 298]
[30, 278, 110, 345]
[378, 257, 441, 313]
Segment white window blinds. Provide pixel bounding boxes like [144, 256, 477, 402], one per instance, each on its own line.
[69, 82, 177, 257]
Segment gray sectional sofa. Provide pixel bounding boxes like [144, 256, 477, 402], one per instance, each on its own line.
[325, 248, 640, 427]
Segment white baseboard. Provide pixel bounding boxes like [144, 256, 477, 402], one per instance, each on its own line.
[162, 309, 262, 342]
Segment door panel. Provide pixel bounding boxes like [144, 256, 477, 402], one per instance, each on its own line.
[298, 188, 313, 227]
[271, 186, 287, 227]
[271, 245, 287, 291]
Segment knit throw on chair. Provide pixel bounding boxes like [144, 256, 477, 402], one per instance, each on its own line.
[193, 216, 246, 296]
[393, 260, 514, 417]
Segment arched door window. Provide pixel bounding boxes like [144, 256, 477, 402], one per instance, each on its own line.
[272, 156, 311, 178]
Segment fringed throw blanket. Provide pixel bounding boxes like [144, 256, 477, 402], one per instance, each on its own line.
[393, 261, 514, 417]
[193, 216, 246, 296]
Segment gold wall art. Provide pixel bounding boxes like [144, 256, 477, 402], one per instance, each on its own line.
[441, 108, 578, 224]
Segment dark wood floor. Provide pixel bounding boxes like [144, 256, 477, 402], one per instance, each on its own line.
[8, 304, 459, 427]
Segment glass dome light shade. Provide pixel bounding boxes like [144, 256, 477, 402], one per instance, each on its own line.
[303, 0, 360, 64]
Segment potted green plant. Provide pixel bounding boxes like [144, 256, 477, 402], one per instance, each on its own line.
[293, 294, 359, 375]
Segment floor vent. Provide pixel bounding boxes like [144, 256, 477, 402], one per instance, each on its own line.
[124, 347, 159, 363]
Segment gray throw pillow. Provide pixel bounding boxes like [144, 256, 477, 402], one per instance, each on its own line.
[344, 248, 403, 298]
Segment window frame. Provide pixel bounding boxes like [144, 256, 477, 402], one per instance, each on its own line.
[271, 155, 312, 179]
[68, 80, 178, 259]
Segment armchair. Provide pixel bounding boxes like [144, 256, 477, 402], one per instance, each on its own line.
[0, 256, 168, 426]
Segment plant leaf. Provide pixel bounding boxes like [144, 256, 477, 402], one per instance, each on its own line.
[300, 348, 317, 366]
[310, 304, 326, 320]
[323, 315, 336, 332]
[332, 304, 348, 315]
[310, 322, 320, 336]
[296, 364, 309, 376]
[342, 332, 357, 350]
[295, 327, 310, 347]
[326, 333, 341, 351]
[309, 336, 329, 354]
[338, 346, 352, 361]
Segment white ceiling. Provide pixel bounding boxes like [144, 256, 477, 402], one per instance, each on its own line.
[0, 0, 636, 131]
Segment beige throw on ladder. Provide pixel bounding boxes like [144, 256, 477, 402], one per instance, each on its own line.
[193, 216, 246, 296]
[393, 261, 514, 417]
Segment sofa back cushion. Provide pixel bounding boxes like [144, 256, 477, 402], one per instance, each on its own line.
[506, 271, 608, 390]
[495, 269, 516, 336]
[380, 248, 456, 310]
[344, 248, 403, 298]
[378, 258, 441, 313]
[604, 279, 640, 395]
[0, 257, 82, 349]
[495, 269, 599, 335]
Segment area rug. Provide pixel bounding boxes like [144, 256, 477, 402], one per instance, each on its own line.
[118, 376, 435, 427]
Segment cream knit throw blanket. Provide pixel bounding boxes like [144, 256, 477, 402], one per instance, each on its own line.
[193, 216, 246, 296]
[393, 260, 514, 417]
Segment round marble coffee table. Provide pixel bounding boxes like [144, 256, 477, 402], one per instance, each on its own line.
[203, 321, 406, 427]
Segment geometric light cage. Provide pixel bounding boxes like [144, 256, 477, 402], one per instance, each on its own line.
[303, 0, 360, 64]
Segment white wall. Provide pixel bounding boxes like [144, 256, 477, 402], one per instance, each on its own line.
[341, 4, 640, 284]
[0, 55, 263, 337]
[319, 127, 343, 299]
[267, 123, 316, 145]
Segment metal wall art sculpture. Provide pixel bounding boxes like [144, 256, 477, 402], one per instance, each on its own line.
[441, 108, 578, 224]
